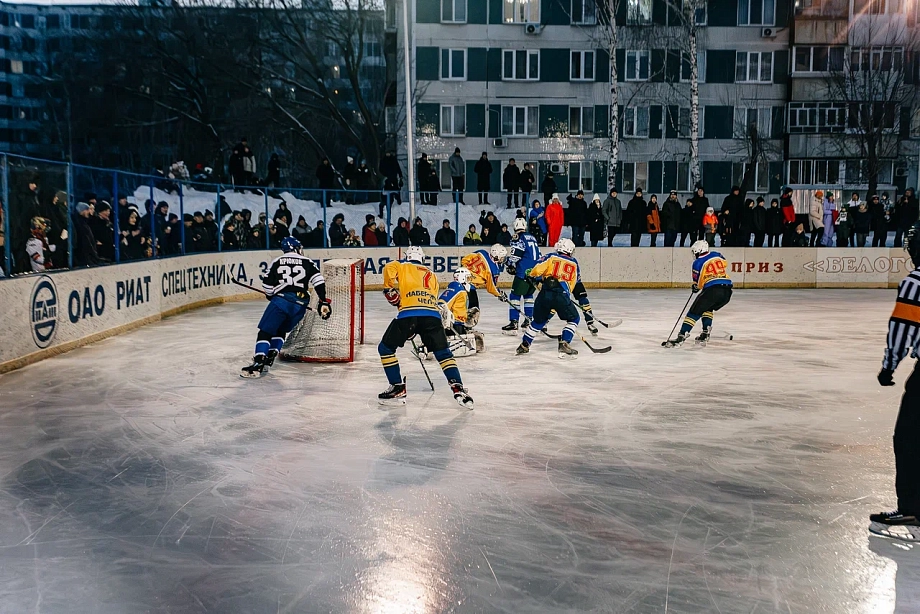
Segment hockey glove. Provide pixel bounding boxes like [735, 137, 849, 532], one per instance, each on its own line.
[878, 368, 895, 387]
[506, 263, 517, 276]
[318, 298, 333, 320]
[384, 288, 401, 307]
[691, 284, 700, 293]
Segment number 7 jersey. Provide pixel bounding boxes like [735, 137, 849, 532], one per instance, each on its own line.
[383, 259, 441, 319]
[693, 251, 733, 289]
[527, 253, 582, 297]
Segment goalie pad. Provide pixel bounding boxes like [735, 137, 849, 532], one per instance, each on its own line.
[416, 332, 484, 360]
[438, 302, 454, 330]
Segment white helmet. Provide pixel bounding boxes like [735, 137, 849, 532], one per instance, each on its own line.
[405, 245, 425, 263]
[453, 266, 472, 286]
[690, 240, 709, 258]
[554, 238, 576, 255]
[513, 217, 527, 233]
[490, 244, 508, 263]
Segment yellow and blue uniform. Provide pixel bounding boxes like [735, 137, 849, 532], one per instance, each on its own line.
[681, 250, 733, 336]
[522, 253, 583, 345]
[461, 250, 502, 297]
[378, 259, 462, 386]
[439, 281, 469, 332]
[383, 259, 441, 319]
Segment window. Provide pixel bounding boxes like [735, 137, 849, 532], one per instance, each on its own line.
[504, 0, 540, 23]
[788, 102, 846, 133]
[501, 105, 538, 136]
[503, 49, 539, 80]
[787, 159, 840, 184]
[45, 14, 60, 29]
[623, 106, 650, 137]
[849, 47, 904, 72]
[848, 102, 897, 132]
[570, 51, 595, 81]
[738, 0, 775, 24]
[569, 162, 594, 191]
[667, 107, 692, 137]
[675, 162, 691, 191]
[735, 51, 772, 83]
[20, 14, 35, 29]
[863, 0, 902, 14]
[9, 60, 23, 75]
[680, 51, 706, 82]
[734, 107, 772, 139]
[732, 160, 769, 192]
[21, 37, 36, 53]
[440, 48, 467, 80]
[627, 0, 652, 23]
[793, 46, 845, 73]
[442, 0, 467, 22]
[364, 41, 382, 57]
[687, 0, 707, 24]
[622, 162, 649, 192]
[625, 50, 650, 81]
[845, 159, 893, 184]
[441, 105, 466, 136]
[569, 106, 595, 137]
[572, 0, 597, 24]
[385, 106, 398, 134]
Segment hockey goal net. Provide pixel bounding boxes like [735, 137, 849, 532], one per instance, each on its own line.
[281, 258, 364, 362]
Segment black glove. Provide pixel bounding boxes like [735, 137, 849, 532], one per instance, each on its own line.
[318, 298, 332, 320]
[691, 284, 700, 293]
[878, 368, 895, 386]
[498, 291, 509, 303]
[506, 263, 517, 276]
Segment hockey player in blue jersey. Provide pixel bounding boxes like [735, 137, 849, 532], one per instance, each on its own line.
[515, 238, 592, 359]
[663, 240, 733, 347]
[502, 217, 542, 334]
[241, 237, 332, 377]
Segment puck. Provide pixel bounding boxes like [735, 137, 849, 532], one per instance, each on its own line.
[729, 335, 734, 340]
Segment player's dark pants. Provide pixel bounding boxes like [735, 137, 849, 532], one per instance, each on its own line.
[467, 286, 480, 310]
[894, 361, 920, 514]
[509, 276, 535, 322]
[378, 315, 461, 385]
[680, 285, 732, 335]
[254, 294, 307, 355]
[523, 285, 579, 345]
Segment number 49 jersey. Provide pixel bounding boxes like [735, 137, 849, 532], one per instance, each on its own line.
[527, 253, 582, 297]
[693, 251, 732, 289]
[262, 254, 324, 298]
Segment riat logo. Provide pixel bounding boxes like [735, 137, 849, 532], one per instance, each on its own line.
[30, 275, 58, 349]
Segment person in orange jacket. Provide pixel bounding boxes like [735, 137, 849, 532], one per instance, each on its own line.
[702, 206, 718, 245]
[545, 194, 565, 246]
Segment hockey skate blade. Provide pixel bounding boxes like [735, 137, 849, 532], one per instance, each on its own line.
[501, 329, 520, 336]
[557, 352, 578, 360]
[869, 522, 920, 541]
[454, 396, 475, 410]
[240, 370, 266, 378]
[377, 397, 407, 407]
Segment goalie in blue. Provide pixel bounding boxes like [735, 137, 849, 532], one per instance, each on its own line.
[241, 237, 331, 378]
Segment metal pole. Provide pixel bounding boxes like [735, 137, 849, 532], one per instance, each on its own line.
[455, 190, 460, 246]
[401, 0, 416, 221]
[322, 190, 328, 248]
[1, 154, 9, 275]
[66, 162, 73, 269]
[113, 171, 120, 263]
[179, 181, 186, 255]
[386, 192, 392, 245]
[264, 189, 270, 250]
[149, 179, 156, 258]
[216, 186, 222, 252]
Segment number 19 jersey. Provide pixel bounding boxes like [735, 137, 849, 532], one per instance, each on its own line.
[693, 251, 732, 289]
[528, 253, 582, 297]
[383, 259, 441, 319]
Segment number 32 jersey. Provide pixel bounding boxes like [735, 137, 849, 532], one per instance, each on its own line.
[528, 253, 582, 298]
[693, 251, 732, 289]
[262, 254, 325, 299]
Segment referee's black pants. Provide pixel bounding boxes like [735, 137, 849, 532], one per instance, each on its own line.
[895, 361, 920, 514]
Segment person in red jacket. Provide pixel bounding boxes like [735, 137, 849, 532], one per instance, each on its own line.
[545, 195, 565, 246]
[780, 186, 797, 246]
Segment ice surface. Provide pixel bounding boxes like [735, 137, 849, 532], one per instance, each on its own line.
[0, 289, 916, 613]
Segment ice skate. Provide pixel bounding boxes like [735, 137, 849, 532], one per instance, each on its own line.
[869, 510, 920, 541]
[662, 333, 688, 348]
[587, 321, 599, 336]
[450, 381, 474, 410]
[240, 355, 267, 378]
[695, 328, 711, 346]
[522, 317, 532, 330]
[264, 349, 279, 368]
[557, 340, 578, 359]
[515, 342, 530, 355]
[377, 378, 407, 406]
[501, 320, 519, 335]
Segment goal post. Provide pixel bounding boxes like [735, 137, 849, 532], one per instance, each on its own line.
[280, 258, 364, 363]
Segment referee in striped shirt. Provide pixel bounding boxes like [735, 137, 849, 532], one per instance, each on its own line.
[871, 220, 920, 532]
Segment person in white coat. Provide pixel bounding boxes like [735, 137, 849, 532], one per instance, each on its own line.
[810, 192, 825, 247]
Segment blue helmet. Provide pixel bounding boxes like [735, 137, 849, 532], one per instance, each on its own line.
[281, 237, 302, 254]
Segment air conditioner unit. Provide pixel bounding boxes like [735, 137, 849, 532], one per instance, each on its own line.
[492, 137, 507, 148]
[895, 166, 908, 177]
[524, 23, 544, 35]
[550, 162, 565, 174]
[760, 27, 776, 37]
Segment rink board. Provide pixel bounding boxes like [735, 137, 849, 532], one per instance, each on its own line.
[0, 247, 911, 372]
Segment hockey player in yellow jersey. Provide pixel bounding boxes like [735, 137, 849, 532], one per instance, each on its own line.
[378, 246, 474, 409]
[414, 267, 485, 360]
[460, 244, 509, 313]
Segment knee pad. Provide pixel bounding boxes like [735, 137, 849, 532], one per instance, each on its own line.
[432, 348, 453, 362]
[378, 341, 396, 357]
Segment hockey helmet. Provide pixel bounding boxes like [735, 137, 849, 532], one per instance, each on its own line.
[490, 244, 508, 263]
[690, 240, 709, 258]
[512, 217, 527, 233]
[554, 238, 576, 256]
[906, 220, 920, 267]
[453, 266, 472, 286]
[405, 245, 425, 263]
[30, 217, 49, 237]
[281, 236, 302, 254]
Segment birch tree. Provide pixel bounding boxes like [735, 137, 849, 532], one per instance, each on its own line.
[595, 0, 621, 189]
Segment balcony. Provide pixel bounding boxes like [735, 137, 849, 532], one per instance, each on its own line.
[794, 0, 849, 18]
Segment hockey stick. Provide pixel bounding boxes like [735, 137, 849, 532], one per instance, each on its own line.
[662, 291, 695, 346]
[570, 300, 622, 329]
[578, 335, 612, 353]
[409, 337, 435, 391]
[231, 278, 312, 308]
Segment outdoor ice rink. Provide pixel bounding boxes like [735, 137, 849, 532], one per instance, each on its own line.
[0, 288, 917, 613]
